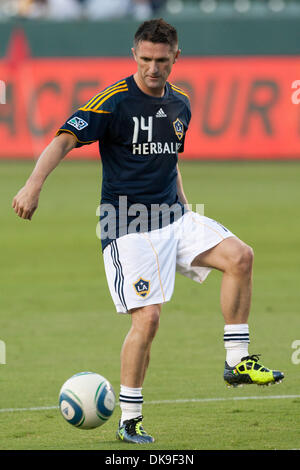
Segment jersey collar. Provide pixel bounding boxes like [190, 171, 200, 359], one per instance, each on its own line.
[128, 75, 170, 100]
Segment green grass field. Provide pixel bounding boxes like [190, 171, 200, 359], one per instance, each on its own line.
[0, 160, 300, 451]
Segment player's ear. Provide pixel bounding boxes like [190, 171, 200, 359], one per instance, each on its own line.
[131, 47, 137, 62]
[173, 48, 181, 64]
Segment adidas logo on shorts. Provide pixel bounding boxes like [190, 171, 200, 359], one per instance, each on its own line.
[155, 108, 167, 118]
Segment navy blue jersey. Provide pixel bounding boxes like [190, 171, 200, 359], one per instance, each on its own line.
[56, 75, 191, 250]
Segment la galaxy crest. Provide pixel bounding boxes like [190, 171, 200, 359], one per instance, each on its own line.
[173, 118, 184, 140]
[133, 278, 150, 298]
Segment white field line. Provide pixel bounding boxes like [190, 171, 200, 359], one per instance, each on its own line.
[0, 394, 300, 414]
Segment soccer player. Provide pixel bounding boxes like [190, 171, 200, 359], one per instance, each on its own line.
[12, 19, 284, 444]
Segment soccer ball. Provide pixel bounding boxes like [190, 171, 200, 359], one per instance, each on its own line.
[59, 371, 116, 429]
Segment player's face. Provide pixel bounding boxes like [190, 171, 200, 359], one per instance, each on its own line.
[132, 41, 180, 97]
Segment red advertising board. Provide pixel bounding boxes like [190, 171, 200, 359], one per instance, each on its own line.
[1, 55, 300, 159]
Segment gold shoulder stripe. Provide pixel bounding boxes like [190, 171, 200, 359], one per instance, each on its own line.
[84, 80, 126, 107]
[170, 84, 189, 99]
[83, 87, 128, 112]
[92, 82, 127, 107]
[78, 108, 111, 114]
[93, 87, 128, 110]
[82, 82, 126, 110]
[82, 80, 126, 110]
[171, 86, 189, 99]
[90, 84, 128, 110]
[170, 82, 187, 92]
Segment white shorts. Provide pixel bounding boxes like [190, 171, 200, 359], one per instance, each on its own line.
[103, 211, 235, 314]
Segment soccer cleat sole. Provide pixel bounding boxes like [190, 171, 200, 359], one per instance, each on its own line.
[225, 378, 284, 389]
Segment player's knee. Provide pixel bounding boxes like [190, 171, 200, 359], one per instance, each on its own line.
[143, 306, 160, 340]
[229, 243, 254, 276]
[131, 305, 161, 342]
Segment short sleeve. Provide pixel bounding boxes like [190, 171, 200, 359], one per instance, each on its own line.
[56, 79, 128, 147]
[56, 108, 111, 148]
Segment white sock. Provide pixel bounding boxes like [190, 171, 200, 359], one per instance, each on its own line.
[119, 385, 143, 425]
[224, 324, 250, 367]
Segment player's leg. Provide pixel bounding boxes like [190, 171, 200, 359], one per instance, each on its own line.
[176, 212, 284, 387]
[103, 230, 178, 443]
[191, 236, 284, 387]
[191, 236, 253, 326]
[117, 304, 160, 443]
[120, 304, 161, 388]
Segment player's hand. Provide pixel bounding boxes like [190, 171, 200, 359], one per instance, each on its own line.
[12, 183, 41, 220]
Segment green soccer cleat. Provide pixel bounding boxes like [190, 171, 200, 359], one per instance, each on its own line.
[116, 415, 155, 444]
[224, 354, 284, 388]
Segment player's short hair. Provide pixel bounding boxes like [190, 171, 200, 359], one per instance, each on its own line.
[134, 18, 178, 51]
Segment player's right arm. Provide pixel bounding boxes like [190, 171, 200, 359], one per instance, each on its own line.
[12, 79, 123, 220]
[12, 132, 77, 220]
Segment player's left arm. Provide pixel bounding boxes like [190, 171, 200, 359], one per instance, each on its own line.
[176, 163, 190, 209]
